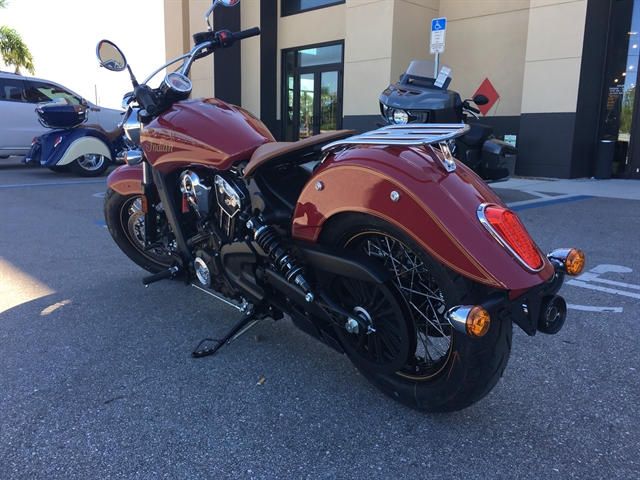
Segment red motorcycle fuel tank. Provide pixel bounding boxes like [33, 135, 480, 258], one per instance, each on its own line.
[140, 98, 274, 174]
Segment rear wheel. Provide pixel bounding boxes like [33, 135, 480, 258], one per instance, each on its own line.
[104, 188, 176, 273]
[69, 154, 111, 177]
[319, 213, 512, 412]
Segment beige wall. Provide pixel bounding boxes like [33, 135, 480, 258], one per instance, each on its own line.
[162, 0, 216, 98]
[164, 0, 191, 63]
[163, 0, 589, 123]
[188, 0, 215, 98]
[343, 0, 439, 116]
[521, 0, 588, 113]
[440, 1, 530, 116]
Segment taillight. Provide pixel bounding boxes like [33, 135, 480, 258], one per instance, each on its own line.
[478, 204, 543, 272]
[30, 137, 37, 146]
[53, 136, 63, 148]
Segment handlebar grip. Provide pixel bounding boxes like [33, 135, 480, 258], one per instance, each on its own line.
[230, 27, 261, 42]
[135, 85, 158, 116]
[466, 105, 481, 114]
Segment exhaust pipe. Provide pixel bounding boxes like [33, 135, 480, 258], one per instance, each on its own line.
[537, 294, 567, 335]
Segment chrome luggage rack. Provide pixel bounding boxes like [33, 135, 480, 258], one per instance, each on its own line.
[321, 123, 470, 153]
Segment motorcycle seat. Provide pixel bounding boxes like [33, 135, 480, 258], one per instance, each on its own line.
[459, 123, 493, 149]
[83, 123, 123, 142]
[244, 129, 355, 179]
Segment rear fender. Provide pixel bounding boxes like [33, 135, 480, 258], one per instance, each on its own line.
[107, 164, 143, 195]
[55, 136, 112, 166]
[292, 144, 554, 291]
[38, 129, 116, 166]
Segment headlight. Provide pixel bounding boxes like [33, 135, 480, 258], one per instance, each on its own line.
[380, 103, 428, 124]
[392, 109, 409, 124]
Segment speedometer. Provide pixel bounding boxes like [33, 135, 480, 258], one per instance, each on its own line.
[165, 72, 192, 93]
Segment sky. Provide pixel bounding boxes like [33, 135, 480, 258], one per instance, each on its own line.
[1, 0, 166, 109]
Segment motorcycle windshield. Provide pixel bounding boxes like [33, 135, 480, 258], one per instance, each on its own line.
[403, 60, 453, 89]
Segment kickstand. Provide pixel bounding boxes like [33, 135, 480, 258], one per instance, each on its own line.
[192, 307, 266, 358]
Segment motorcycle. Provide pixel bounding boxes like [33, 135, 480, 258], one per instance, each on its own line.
[97, 0, 585, 412]
[379, 59, 516, 182]
[24, 98, 131, 177]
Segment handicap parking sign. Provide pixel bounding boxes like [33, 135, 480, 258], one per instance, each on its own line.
[430, 17, 447, 53]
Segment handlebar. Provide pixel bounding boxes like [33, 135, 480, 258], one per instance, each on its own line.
[135, 85, 158, 115]
[462, 100, 480, 115]
[230, 26, 261, 42]
[131, 26, 260, 121]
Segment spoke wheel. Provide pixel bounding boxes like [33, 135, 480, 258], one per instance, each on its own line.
[104, 189, 176, 273]
[319, 213, 513, 412]
[345, 232, 452, 380]
[331, 276, 415, 375]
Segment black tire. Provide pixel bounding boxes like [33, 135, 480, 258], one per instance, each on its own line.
[47, 166, 71, 173]
[104, 188, 176, 273]
[69, 154, 111, 177]
[319, 213, 512, 412]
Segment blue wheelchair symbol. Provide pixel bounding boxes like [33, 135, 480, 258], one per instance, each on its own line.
[431, 18, 447, 31]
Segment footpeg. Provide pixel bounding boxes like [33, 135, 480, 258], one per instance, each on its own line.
[142, 266, 180, 286]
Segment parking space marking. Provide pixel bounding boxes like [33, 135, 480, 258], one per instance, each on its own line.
[508, 195, 593, 211]
[567, 304, 623, 313]
[567, 279, 640, 299]
[0, 180, 105, 189]
[566, 264, 640, 299]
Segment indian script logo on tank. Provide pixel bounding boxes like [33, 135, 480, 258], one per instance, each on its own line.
[146, 142, 174, 153]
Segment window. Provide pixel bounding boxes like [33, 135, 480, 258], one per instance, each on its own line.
[25, 81, 81, 104]
[281, 0, 344, 17]
[0, 77, 28, 102]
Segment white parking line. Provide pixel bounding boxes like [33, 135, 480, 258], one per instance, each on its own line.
[567, 304, 623, 313]
[566, 280, 640, 299]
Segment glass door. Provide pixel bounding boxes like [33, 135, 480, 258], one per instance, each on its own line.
[601, 0, 640, 178]
[297, 72, 315, 138]
[293, 69, 341, 139]
[283, 43, 343, 141]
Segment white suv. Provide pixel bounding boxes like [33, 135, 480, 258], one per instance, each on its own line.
[0, 71, 123, 158]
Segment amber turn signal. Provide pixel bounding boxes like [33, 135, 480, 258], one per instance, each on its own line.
[446, 305, 491, 338]
[547, 248, 586, 276]
[565, 248, 585, 276]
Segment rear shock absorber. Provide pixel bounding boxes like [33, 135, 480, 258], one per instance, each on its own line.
[247, 218, 314, 301]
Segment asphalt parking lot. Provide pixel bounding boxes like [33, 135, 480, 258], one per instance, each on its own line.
[1, 158, 639, 479]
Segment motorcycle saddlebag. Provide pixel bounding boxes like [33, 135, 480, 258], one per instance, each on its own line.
[36, 100, 88, 129]
[480, 139, 517, 181]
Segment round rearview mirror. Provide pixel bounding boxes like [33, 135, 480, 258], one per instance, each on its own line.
[96, 40, 127, 71]
[473, 94, 489, 106]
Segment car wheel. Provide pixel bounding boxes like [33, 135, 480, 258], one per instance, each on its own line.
[68, 154, 111, 177]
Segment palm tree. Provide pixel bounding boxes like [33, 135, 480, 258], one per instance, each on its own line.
[0, 0, 36, 74]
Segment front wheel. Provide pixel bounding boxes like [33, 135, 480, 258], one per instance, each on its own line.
[319, 213, 512, 412]
[104, 188, 177, 273]
[69, 154, 111, 177]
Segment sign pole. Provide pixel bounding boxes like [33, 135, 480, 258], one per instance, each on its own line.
[430, 17, 447, 79]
